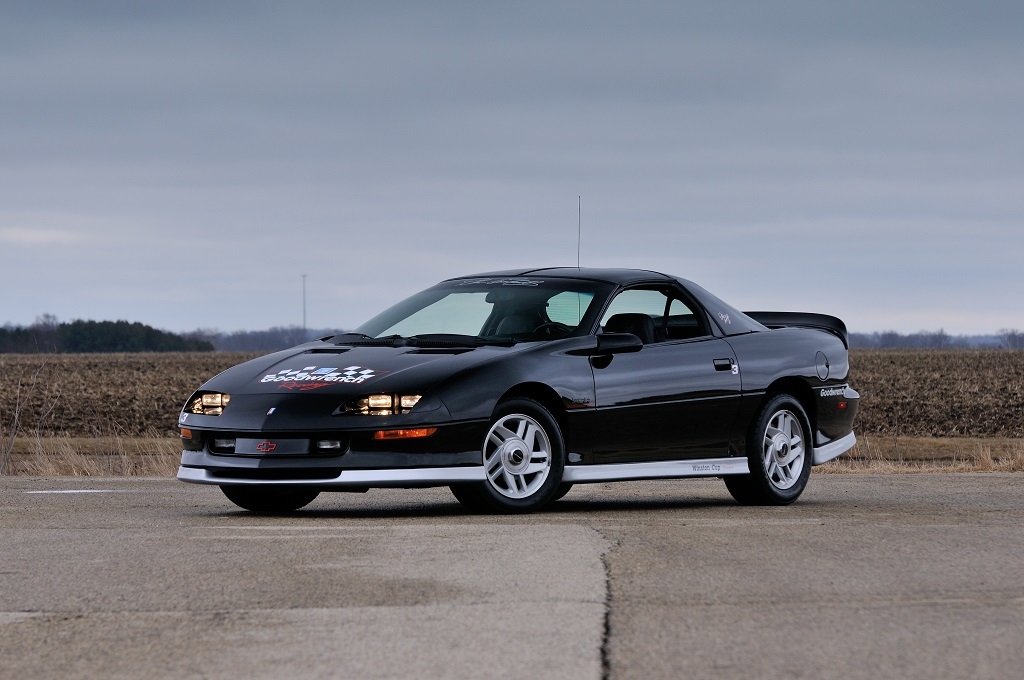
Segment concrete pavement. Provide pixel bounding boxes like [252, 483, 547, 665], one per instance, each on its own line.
[2, 474, 1022, 679]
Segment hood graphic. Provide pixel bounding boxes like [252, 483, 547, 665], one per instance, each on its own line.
[201, 342, 523, 396]
[259, 365, 382, 390]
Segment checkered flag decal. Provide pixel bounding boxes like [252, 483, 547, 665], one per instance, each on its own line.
[341, 366, 376, 379]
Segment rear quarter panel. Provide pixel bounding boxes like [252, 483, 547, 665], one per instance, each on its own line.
[723, 328, 853, 448]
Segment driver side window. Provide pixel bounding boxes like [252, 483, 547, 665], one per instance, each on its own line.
[601, 289, 706, 343]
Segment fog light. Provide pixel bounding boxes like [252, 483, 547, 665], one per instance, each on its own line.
[316, 440, 343, 450]
[213, 438, 236, 450]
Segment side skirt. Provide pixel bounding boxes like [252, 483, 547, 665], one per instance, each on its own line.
[563, 457, 749, 483]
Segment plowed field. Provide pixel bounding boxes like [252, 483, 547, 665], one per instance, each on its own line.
[1, 350, 1023, 438]
[0, 353, 258, 438]
[851, 349, 1024, 438]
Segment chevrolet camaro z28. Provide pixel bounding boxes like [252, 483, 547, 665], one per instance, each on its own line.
[177, 268, 859, 513]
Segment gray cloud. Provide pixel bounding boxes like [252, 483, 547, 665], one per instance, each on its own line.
[1, 1, 1021, 333]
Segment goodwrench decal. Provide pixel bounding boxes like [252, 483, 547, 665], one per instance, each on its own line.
[260, 365, 382, 386]
[820, 385, 848, 398]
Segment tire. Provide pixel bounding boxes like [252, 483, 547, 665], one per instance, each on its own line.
[725, 394, 812, 505]
[551, 483, 573, 501]
[449, 398, 565, 514]
[220, 485, 320, 513]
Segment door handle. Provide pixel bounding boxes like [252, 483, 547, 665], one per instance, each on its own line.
[713, 358, 733, 371]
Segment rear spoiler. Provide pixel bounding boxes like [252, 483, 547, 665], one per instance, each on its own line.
[744, 312, 849, 349]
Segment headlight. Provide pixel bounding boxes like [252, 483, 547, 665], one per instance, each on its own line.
[367, 394, 393, 409]
[187, 392, 231, 416]
[344, 394, 422, 416]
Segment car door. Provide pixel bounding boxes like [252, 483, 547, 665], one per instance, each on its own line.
[588, 287, 741, 463]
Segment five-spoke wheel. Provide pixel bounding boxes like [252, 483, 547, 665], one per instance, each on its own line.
[725, 394, 812, 505]
[450, 398, 565, 513]
[483, 412, 553, 498]
[761, 409, 806, 490]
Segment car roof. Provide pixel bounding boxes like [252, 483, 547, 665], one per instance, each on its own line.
[446, 267, 677, 286]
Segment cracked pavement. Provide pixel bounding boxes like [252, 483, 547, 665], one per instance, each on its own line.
[2, 474, 1022, 679]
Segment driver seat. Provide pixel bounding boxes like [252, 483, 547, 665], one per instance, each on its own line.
[604, 313, 658, 344]
[495, 313, 540, 336]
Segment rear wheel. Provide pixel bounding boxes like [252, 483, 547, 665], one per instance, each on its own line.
[551, 483, 573, 501]
[725, 394, 811, 505]
[220, 485, 320, 513]
[449, 398, 565, 513]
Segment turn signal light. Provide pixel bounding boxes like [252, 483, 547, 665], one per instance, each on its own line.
[373, 428, 438, 440]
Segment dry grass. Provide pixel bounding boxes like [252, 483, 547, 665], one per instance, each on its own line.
[5, 436, 181, 476]
[818, 436, 1024, 473]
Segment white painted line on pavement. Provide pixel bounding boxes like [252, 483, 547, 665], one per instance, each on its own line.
[24, 489, 122, 494]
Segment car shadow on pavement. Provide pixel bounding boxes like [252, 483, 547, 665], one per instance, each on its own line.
[195, 494, 740, 520]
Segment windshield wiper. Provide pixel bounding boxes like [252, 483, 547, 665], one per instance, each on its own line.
[330, 333, 403, 346]
[405, 334, 516, 348]
[331, 333, 515, 348]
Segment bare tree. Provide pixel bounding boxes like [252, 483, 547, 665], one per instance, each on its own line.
[997, 328, 1022, 350]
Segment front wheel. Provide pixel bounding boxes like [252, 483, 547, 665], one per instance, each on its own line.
[725, 394, 811, 505]
[220, 485, 320, 513]
[449, 398, 565, 514]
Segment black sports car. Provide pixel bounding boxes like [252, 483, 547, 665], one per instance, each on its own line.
[178, 268, 859, 513]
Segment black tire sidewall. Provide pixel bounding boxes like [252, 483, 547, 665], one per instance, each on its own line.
[745, 394, 812, 504]
[220, 485, 320, 513]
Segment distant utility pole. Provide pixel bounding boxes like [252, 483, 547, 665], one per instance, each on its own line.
[302, 274, 307, 333]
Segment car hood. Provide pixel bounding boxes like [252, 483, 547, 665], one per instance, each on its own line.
[199, 341, 524, 397]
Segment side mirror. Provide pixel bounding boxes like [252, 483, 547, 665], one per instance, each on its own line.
[596, 332, 644, 354]
[565, 333, 644, 356]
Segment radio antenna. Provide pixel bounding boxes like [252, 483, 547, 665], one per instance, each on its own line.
[576, 196, 582, 320]
[577, 195, 581, 269]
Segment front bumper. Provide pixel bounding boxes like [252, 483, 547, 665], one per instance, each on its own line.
[177, 464, 485, 486]
[177, 419, 488, 486]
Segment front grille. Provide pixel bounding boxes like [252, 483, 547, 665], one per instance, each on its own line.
[203, 432, 348, 457]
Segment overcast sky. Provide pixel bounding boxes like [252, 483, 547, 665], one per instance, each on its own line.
[2, 1, 1021, 335]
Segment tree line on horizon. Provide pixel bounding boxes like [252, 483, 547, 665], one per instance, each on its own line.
[849, 329, 1022, 350]
[0, 316, 213, 353]
[1, 316, 1022, 353]
[0, 316, 346, 353]
[183, 326, 348, 352]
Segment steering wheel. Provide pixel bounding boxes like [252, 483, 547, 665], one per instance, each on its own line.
[533, 322, 571, 337]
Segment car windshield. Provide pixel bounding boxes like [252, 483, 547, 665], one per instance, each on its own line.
[353, 277, 612, 343]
